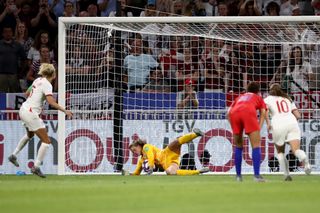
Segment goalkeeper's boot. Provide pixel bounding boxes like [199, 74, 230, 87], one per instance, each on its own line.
[304, 161, 311, 175]
[236, 175, 243, 182]
[253, 175, 265, 182]
[8, 154, 19, 167]
[284, 175, 292, 181]
[31, 166, 46, 178]
[199, 167, 209, 174]
[193, 128, 204, 137]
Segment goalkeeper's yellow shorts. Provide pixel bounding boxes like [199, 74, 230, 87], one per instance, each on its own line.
[159, 147, 180, 170]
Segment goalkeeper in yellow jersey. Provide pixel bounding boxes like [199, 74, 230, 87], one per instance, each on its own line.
[125, 128, 209, 176]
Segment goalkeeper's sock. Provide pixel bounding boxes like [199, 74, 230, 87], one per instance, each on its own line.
[235, 147, 243, 176]
[34, 143, 50, 167]
[277, 153, 290, 176]
[252, 147, 261, 176]
[176, 170, 200, 176]
[13, 134, 31, 156]
[178, 133, 198, 145]
[294, 149, 307, 163]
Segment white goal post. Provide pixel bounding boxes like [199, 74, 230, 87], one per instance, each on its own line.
[58, 16, 320, 175]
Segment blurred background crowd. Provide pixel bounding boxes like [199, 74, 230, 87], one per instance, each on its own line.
[1, 0, 320, 94]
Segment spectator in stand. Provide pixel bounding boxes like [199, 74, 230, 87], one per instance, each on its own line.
[109, 0, 133, 17]
[62, 0, 76, 17]
[158, 36, 183, 91]
[97, 47, 115, 88]
[271, 46, 314, 93]
[227, 50, 247, 93]
[291, 4, 300, 15]
[0, 26, 26, 92]
[265, 1, 280, 15]
[26, 45, 57, 88]
[284, 46, 314, 93]
[87, 3, 98, 16]
[238, 0, 261, 16]
[140, 0, 157, 16]
[79, 10, 89, 17]
[156, 0, 172, 15]
[192, 0, 207, 16]
[30, 0, 57, 40]
[98, 0, 116, 17]
[204, 58, 226, 92]
[176, 47, 199, 91]
[312, 0, 320, 15]
[15, 22, 33, 56]
[27, 30, 54, 66]
[202, 0, 215, 16]
[17, 2, 32, 29]
[124, 34, 158, 92]
[217, 1, 229, 16]
[177, 78, 199, 109]
[143, 67, 170, 93]
[49, 0, 76, 18]
[227, 0, 240, 16]
[66, 46, 90, 74]
[77, 0, 95, 14]
[127, 0, 147, 16]
[0, 0, 19, 35]
[172, 0, 184, 15]
[279, 0, 297, 15]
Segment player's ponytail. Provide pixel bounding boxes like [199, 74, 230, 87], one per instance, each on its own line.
[269, 83, 292, 102]
[38, 63, 55, 78]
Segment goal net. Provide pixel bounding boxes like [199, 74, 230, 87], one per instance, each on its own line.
[58, 16, 320, 175]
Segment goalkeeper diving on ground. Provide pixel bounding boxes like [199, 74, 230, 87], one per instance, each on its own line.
[122, 128, 209, 176]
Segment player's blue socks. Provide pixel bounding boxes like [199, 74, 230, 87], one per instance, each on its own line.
[252, 147, 261, 176]
[235, 147, 243, 176]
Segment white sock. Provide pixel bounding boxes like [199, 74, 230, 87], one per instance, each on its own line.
[277, 153, 290, 176]
[34, 143, 50, 168]
[13, 134, 31, 156]
[294, 149, 307, 163]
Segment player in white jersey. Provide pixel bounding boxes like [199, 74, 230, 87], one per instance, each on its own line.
[8, 63, 72, 178]
[264, 83, 311, 181]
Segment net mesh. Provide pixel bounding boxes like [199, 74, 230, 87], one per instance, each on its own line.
[61, 19, 320, 174]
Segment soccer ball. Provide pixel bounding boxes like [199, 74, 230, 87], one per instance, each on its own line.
[142, 159, 150, 172]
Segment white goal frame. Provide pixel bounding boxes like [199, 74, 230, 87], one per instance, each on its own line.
[58, 16, 320, 175]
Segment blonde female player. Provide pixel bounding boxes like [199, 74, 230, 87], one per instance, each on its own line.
[8, 63, 73, 178]
[264, 83, 311, 181]
[123, 128, 209, 176]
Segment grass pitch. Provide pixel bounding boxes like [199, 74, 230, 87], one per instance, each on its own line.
[0, 175, 319, 213]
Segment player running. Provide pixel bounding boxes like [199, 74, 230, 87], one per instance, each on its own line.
[264, 83, 311, 181]
[8, 63, 73, 178]
[123, 128, 209, 176]
[227, 82, 267, 182]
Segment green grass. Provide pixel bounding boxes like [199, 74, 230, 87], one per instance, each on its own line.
[0, 175, 319, 213]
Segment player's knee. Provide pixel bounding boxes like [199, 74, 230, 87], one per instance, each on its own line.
[277, 153, 284, 161]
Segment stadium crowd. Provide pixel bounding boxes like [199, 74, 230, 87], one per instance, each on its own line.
[0, 0, 319, 94]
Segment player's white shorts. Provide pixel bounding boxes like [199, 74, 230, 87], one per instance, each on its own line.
[19, 106, 45, 132]
[272, 122, 301, 146]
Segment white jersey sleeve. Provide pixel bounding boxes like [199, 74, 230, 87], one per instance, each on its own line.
[42, 79, 53, 96]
